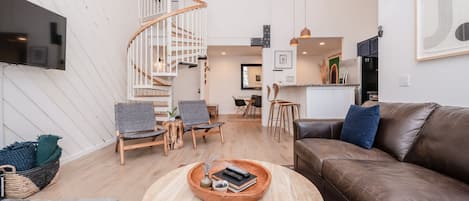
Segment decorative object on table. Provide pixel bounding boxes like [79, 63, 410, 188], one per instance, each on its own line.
[178, 100, 225, 150]
[211, 165, 258, 193]
[328, 55, 340, 84]
[187, 160, 271, 201]
[416, 0, 469, 61]
[0, 142, 37, 171]
[199, 163, 213, 189]
[114, 102, 169, 165]
[167, 106, 178, 121]
[340, 105, 380, 149]
[199, 155, 217, 189]
[274, 50, 293, 69]
[0, 135, 62, 199]
[212, 180, 229, 193]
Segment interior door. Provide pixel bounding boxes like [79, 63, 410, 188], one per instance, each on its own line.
[172, 65, 201, 104]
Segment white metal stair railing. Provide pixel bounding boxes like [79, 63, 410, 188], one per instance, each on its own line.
[128, 0, 207, 121]
[139, 0, 168, 23]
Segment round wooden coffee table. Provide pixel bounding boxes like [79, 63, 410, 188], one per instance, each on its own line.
[142, 160, 323, 201]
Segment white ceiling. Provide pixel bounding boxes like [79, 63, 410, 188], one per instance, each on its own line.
[208, 46, 263, 57]
[297, 37, 343, 56]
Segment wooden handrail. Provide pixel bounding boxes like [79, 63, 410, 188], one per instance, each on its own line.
[133, 64, 172, 86]
[128, 0, 207, 47]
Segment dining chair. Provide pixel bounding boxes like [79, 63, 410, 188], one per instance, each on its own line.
[115, 102, 168, 165]
[232, 96, 247, 114]
[178, 100, 225, 149]
[252, 95, 262, 117]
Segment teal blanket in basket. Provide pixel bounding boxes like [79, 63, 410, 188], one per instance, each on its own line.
[36, 135, 62, 166]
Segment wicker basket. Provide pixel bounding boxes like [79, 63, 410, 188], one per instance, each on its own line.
[0, 160, 59, 199]
[0, 142, 37, 171]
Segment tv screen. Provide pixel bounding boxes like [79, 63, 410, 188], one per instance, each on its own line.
[0, 0, 66, 70]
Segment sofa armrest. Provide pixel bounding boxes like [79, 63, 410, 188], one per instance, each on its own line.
[293, 119, 344, 140]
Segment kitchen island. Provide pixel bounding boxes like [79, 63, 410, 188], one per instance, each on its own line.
[277, 84, 359, 119]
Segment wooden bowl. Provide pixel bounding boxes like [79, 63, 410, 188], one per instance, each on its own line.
[187, 160, 272, 201]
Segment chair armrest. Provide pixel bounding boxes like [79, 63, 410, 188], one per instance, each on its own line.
[293, 119, 344, 140]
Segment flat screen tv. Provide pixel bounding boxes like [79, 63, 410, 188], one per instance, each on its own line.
[0, 0, 66, 70]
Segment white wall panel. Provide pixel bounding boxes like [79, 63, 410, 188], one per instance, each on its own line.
[0, 0, 139, 163]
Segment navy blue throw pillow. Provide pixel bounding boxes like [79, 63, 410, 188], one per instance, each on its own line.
[340, 105, 380, 149]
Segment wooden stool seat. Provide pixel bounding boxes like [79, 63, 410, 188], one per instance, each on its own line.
[274, 103, 300, 142]
[267, 83, 300, 142]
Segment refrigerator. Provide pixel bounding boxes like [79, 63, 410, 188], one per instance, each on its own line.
[361, 56, 378, 103]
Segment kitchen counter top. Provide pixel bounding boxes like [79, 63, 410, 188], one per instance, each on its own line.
[279, 84, 360, 87]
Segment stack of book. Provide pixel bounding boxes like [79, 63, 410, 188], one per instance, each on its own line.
[212, 165, 257, 193]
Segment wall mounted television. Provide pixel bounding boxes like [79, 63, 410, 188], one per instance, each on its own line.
[0, 0, 66, 70]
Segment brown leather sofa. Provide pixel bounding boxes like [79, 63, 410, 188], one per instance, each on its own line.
[293, 102, 469, 201]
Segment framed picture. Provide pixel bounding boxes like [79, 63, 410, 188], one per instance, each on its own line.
[328, 56, 340, 84]
[416, 0, 469, 61]
[29, 47, 48, 66]
[274, 50, 293, 69]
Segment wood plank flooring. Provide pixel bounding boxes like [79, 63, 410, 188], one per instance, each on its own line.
[30, 115, 294, 201]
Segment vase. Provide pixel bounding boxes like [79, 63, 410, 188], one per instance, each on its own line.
[200, 173, 212, 189]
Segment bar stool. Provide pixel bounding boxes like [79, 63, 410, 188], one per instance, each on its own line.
[275, 102, 300, 142]
[267, 84, 291, 129]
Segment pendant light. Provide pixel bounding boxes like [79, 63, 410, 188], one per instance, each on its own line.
[290, 0, 299, 46]
[300, 0, 311, 38]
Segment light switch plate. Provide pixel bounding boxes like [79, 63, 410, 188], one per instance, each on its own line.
[399, 74, 411, 87]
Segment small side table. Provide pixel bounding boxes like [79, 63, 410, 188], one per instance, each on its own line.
[207, 104, 219, 118]
[163, 120, 184, 150]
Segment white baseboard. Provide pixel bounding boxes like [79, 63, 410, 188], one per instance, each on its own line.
[60, 139, 116, 164]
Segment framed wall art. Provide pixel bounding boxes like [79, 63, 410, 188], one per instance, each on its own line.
[274, 50, 293, 69]
[416, 0, 469, 61]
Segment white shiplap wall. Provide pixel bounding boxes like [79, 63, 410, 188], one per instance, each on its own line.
[0, 0, 139, 163]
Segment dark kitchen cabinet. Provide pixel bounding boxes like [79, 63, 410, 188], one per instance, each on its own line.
[357, 36, 378, 57]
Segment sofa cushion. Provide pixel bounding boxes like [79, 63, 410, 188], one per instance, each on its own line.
[294, 139, 395, 175]
[323, 160, 469, 201]
[340, 105, 380, 149]
[405, 106, 469, 184]
[364, 102, 439, 161]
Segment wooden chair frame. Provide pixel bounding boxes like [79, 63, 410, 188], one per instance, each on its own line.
[115, 124, 169, 165]
[185, 120, 224, 150]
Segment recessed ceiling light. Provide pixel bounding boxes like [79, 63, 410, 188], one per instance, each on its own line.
[17, 37, 27, 41]
[302, 51, 308, 55]
[319, 42, 326, 46]
[221, 51, 227, 56]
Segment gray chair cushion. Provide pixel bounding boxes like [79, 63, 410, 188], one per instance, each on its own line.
[115, 102, 155, 133]
[184, 122, 225, 132]
[179, 100, 211, 126]
[121, 129, 165, 139]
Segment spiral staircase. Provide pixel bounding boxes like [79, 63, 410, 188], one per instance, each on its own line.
[127, 0, 207, 121]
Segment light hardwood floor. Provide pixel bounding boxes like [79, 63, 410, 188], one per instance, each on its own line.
[31, 115, 294, 201]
